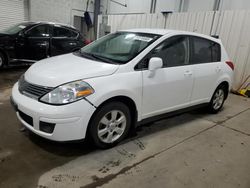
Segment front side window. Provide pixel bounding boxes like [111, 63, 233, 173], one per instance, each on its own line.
[151, 36, 189, 67]
[53, 26, 77, 38]
[80, 32, 160, 64]
[137, 36, 189, 69]
[190, 36, 221, 64]
[27, 25, 50, 37]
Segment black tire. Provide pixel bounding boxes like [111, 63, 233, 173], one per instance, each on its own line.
[0, 52, 6, 69]
[89, 102, 131, 149]
[208, 85, 227, 114]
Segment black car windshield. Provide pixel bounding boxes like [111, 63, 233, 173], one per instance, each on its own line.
[80, 32, 160, 64]
[0, 23, 30, 34]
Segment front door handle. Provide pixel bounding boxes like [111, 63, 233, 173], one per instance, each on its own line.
[184, 70, 193, 76]
[38, 42, 49, 47]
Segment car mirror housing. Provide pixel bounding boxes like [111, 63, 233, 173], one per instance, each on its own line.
[148, 57, 163, 77]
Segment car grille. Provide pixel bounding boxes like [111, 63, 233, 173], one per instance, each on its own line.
[18, 75, 53, 100]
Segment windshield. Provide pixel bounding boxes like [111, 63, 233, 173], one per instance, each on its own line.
[80, 32, 160, 64]
[0, 23, 30, 34]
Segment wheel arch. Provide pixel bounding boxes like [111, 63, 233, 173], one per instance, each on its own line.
[216, 81, 230, 99]
[0, 48, 9, 66]
[87, 95, 138, 136]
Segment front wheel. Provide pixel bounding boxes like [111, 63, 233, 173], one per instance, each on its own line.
[89, 102, 131, 149]
[208, 86, 226, 113]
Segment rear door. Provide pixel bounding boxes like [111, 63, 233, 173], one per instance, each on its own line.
[141, 36, 194, 119]
[189, 36, 222, 104]
[51, 25, 80, 56]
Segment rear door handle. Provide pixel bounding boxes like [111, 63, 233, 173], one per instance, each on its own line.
[184, 70, 193, 76]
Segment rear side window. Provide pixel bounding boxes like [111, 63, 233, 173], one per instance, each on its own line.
[190, 36, 221, 64]
[53, 26, 78, 38]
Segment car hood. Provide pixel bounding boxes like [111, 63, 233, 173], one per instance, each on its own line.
[25, 53, 119, 87]
[0, 33, 8, 37]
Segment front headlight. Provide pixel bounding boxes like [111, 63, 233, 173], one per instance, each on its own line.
[40, 80, 94, 105]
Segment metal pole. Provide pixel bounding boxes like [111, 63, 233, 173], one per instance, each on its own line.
[210, 0, 221, 35]
[150, 0, 157, 13]
[94, 0, 100, 39]
[179, 0, 184, 12]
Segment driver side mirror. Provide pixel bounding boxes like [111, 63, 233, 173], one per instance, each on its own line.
[148, 57, 163, 77]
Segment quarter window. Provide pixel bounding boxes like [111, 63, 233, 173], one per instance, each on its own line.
[190, 37, 221, 64]
[53, 26, 77, 38]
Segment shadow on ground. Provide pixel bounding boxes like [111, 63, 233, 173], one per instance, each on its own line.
[0, 66, 29, 89]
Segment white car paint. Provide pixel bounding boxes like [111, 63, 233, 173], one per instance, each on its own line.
[11, 29, 233, 141]
[25, 53, 119, 87]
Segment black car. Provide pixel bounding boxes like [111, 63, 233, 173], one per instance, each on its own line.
[0, 22, 85, 68]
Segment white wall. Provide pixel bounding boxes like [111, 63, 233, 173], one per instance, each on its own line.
[183, 0, 250, 11]
[221, 0, 250, 10]
[105, 0, 151, 14]
[0, 0, 28, 30]
[103, 0, 250, 14]
[30, 0, 95, 39]
[30, 0, 94, 25]
[102, 0, 179, 14]
[184, 0, 215, 12]
[155, 0, 181, 13]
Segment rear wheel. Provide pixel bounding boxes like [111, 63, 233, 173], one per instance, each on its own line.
[0, 52, 5, 69]
[89, 102, 131, 149]
[208, 85, 226, 113]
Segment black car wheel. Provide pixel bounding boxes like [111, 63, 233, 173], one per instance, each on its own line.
[89, 102, 131, 149]
[0, 52, 5, 69]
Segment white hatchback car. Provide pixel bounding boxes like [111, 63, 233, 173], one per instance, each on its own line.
[11, 29, 234, 148]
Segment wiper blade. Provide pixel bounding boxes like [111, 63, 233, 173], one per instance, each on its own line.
[79, 51, 96, 60]
[79, 51, 121, 64]
[90, 54, 117, 64]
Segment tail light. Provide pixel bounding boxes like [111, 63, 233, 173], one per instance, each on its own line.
[84, 39, 92, 45]
[225, 61, 234, 71]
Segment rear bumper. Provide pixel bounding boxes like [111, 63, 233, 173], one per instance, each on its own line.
[11, 83, 96, 141]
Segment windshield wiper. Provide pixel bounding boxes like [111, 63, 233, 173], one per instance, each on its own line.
[78, 51, 96, 60]
[89, 54, 118, 64]
[79, 51, 121, 64]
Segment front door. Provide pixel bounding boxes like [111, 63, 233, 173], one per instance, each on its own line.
[16, 24, 51, 61]
[141, 36, 194, 119]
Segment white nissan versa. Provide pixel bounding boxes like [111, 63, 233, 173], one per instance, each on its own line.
[11, 29, 234, 148]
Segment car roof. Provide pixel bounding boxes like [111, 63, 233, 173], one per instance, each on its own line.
[120, 28, 220, 43]
[21, 21, 76, 29]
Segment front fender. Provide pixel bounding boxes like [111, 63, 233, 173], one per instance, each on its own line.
[85, 72, 143, 121]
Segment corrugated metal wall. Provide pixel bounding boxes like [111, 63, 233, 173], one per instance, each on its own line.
[0, 0, 28, 30]
[99, 10, 250, 90]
